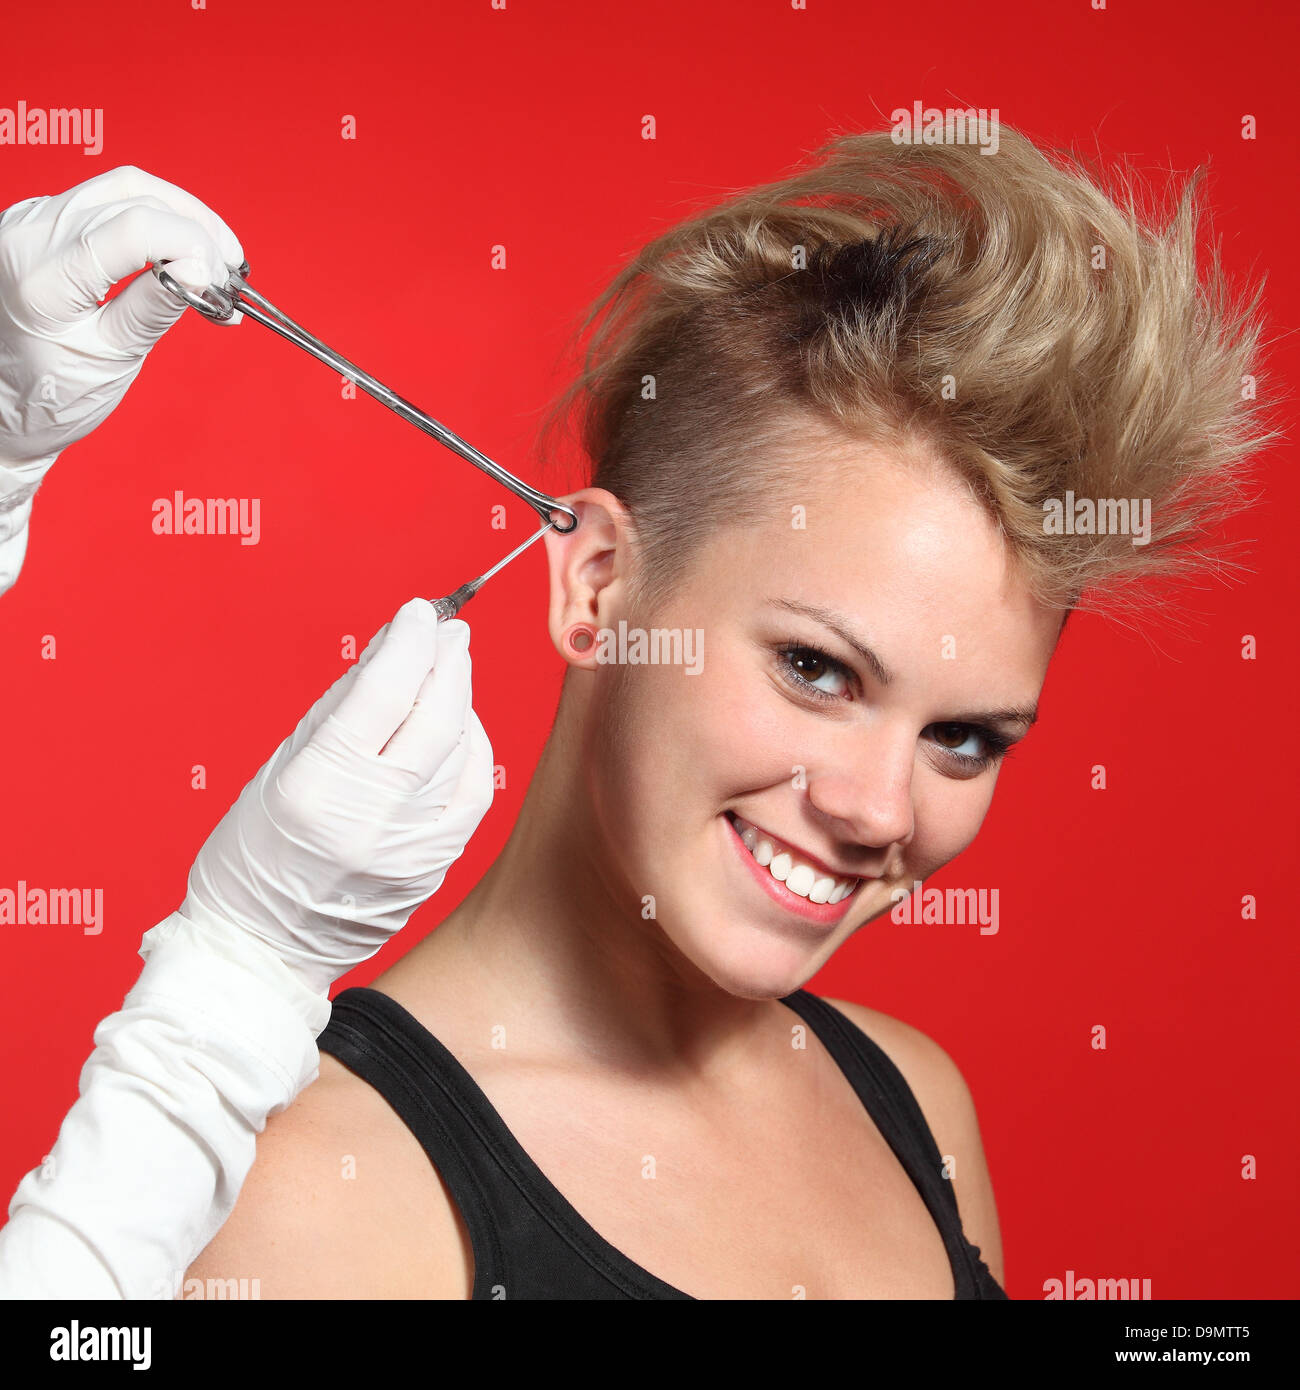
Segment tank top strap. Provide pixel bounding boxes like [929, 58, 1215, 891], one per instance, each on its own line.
[319, 986, 689, 1299]
[778, 989, 1004, 1299]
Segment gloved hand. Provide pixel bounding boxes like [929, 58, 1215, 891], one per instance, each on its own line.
[0, 598, 493, 1299]
[176, 599, 495, 996]
[0, 165, 242, 593]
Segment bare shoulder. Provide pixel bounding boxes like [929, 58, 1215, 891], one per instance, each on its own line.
[820, 996, 976, 1129]
[821, 996, 1005, 1285]
[186, 1050, 471, 1299]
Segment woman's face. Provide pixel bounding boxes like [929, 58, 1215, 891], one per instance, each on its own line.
[559, 431, 1063, 1001]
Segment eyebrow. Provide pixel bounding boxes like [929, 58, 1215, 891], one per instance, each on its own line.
[766, 596, 1040, 732]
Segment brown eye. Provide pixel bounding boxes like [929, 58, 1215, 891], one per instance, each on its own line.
[932, 722, 969, 749]
[925, 720, 1015, 776]
[791, 651, 828, 680]
[777, 644, 852, 700]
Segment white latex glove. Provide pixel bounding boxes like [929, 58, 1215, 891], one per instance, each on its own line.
[0, 912, 329, 1300]
[181, 599, 496, 995]
[0, 165, 242, 593]
[0, 598, 495, 1298]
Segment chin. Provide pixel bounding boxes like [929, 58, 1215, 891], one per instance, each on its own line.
[668, 915, 827, 1002]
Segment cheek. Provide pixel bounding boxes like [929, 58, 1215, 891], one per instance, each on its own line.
[685, 650, 813, 799]
[906, 771, 1000, 877]
[588, 645, 800, 830]
[584, 662, 717, 848]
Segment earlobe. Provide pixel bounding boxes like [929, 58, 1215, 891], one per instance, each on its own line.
[543, 488, 633, 665]
[561, 623, 600, 662]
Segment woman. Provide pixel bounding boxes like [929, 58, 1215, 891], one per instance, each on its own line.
[190, 126, 1268, 1299]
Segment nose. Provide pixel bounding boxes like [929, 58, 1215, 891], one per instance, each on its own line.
[803, 718, 916, 851]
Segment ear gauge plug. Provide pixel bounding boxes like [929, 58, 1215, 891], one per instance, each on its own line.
[563, 623, 599, 659]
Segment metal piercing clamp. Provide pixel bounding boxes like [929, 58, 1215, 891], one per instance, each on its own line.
[153, 259, 578, 618]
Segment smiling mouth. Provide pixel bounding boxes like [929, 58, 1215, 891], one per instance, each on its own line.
[724, 811, 863, 905]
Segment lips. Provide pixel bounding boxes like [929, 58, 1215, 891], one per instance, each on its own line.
[722, 811, 872, 926]
[726, 812, 861, 903]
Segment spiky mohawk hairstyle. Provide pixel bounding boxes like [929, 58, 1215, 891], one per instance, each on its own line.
[539, 126, 1278, 619]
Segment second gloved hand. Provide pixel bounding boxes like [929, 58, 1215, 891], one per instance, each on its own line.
[178, 601, 495, 996]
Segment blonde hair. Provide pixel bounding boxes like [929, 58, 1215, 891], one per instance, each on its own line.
[539, 126, 1278, 619]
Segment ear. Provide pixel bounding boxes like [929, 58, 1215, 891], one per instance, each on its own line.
[542, 488, 636, 666]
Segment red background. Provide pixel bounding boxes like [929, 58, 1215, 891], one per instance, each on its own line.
[1, 0, 1296, 1299]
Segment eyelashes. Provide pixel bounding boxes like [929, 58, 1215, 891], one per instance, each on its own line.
[928, 720, 1015, 771]
[776, 642, 852, 701]
[773, 640, 1016, 775]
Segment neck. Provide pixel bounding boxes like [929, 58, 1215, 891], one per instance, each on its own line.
[412, 673, 777, 1079]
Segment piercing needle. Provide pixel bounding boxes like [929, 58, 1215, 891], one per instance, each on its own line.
[431, 521, 557, 621]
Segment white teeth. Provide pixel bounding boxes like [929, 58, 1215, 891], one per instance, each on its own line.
[729, 814, 859, 907]
[785, 864, 815, 897]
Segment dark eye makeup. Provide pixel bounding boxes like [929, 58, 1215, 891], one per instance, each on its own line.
[773, 639, 1019, 775]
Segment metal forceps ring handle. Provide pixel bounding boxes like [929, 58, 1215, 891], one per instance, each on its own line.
[152, 260, 579, 537]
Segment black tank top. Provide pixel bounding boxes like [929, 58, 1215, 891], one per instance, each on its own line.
[317, 986, 1007, 1300]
